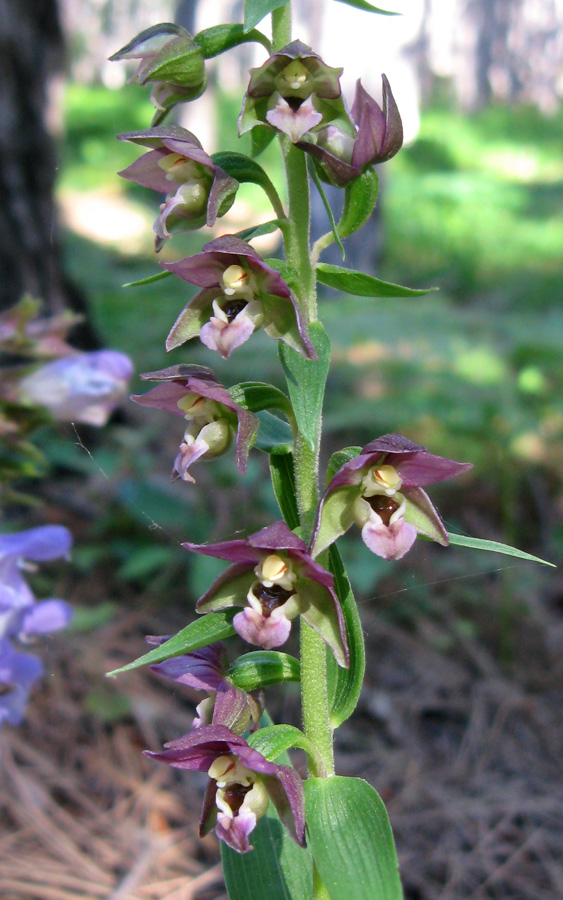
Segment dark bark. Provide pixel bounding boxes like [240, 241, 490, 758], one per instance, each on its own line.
[0, 0, 98, 348]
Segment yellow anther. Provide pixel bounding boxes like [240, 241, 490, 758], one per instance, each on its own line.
[373, 465, 402, 490]
[260, 554, 288, 582]
[157, 152, 201, 184]
[177, 393, 206, 416]
[208, 755, 237, 782]
[222, 265, 248, 293]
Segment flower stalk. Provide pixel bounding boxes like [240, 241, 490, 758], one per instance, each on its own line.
[272, 3, 334, 783]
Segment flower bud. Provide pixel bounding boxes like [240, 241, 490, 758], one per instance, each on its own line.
[110, 24, 207, 123]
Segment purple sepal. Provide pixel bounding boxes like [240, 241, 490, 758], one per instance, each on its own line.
[247, 40, 343, 101]
[145, 724, 306, 848]
[162, 236, 291, 298]
[351, 76, 403, 167]
[298, 75, 403, 186]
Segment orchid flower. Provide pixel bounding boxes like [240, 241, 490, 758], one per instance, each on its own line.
[147, 640, 262, 733]
[118, 127, 238, 249]
[311, 434, 472, 559]
[239, 40, 351, 144]
[162, 236, 316, 359]
[131, 364, 258, 482]
[110, 24, 207, 124]
[184, 521, 348, 667]
[146, 723, 306, 853]
[299, 76, 403, 186]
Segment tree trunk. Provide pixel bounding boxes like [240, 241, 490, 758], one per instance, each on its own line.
[0, 0, 97, 348]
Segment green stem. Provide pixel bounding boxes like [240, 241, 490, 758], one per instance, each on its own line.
[282, 139, 317, 320]
[271, 4, 292, 50]
[272, 3, 333, 784]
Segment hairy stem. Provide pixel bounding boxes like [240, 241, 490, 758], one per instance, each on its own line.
[272, 5, 333, 788]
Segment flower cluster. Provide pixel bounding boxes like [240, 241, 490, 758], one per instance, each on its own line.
[0, 526, 73, 730]
[111, 18, 474, 866]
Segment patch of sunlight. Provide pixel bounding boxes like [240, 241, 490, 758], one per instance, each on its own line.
[336, 341, 391, 365]
[482, 147, 563, 183]
[359, 378, 386, 399]
[59, 189, 154, 254]
[511, 431, 546, 462]
[482, 148, 540, 182]
[454, 345, 507, 385]
[518, 366, 547, 394]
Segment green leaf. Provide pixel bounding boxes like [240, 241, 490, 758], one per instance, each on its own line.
[337, 169, 379, 240]
[270, 452, 300, 529]
[317, 263, 436, 299]
[122, 270, 171, 288]
[248, 725, 324, 775]
[326, 546, 365, 727]
[244, 0, 290, 32]
[105, 611, 236, 677]
[194, 23, 271, 57]
[228, 651, 300, 692]
[235, 219, 282, 241]
[333, 0, 399, 14]
[304, 776, 403, 900]
[222, 801, 312, 900]
[279, 322, 331, 451]
[308, 158, 345, 260]
[212, 150, 285, 218]
[228, 381, 293, 418]
[326, 446, 362, 485]
[251, 125, 277, 158]
[447, 532, 556, 567]
[255, 411, 294, 455]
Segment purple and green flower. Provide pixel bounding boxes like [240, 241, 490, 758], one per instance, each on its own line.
[311, 434, 472, 560]
[183, 521, 348, 666]
[162, 236, 316, 359]
[131, 364, 258, 482]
